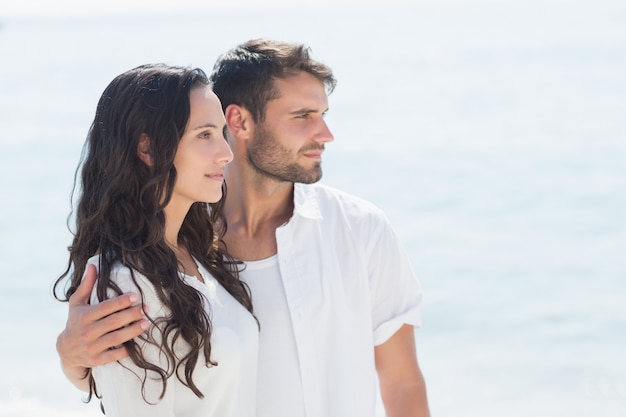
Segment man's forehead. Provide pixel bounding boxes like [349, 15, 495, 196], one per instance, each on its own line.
[271, 74, 328, 105]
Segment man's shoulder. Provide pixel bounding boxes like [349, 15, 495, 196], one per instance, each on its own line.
[296, 182, 385, 219]
[298, 182, 369, 204]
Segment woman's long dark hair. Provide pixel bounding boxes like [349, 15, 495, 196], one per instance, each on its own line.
[53, 63, 253, 402]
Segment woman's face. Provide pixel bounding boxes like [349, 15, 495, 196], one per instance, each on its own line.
[171, 86, 233, 206]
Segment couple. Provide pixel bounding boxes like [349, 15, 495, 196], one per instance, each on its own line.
[54, 39, 430, 417]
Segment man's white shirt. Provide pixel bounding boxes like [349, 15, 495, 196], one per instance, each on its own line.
[240, 183, 423, 417]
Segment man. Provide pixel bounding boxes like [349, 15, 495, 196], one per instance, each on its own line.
[57, 39, 430, 416]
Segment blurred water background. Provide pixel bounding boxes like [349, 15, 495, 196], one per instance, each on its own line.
[0, 0, 625, 416]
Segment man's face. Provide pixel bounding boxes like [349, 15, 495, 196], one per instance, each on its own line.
[246, 71, 334, 184]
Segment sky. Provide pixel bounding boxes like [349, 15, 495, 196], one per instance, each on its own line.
[0, 0, 420, 18]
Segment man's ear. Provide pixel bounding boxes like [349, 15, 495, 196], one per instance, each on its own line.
[137, 133, 153, 166]
[224, 104, 254, 140]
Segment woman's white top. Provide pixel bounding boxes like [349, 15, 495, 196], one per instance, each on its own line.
[87, 254, 258, 417]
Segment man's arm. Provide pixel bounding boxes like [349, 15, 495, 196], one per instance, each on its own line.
[57, 264, 149, 391]
[375, 324, 430, 417]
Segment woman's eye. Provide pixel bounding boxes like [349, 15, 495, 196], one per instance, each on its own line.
[199, 132, 212, 139]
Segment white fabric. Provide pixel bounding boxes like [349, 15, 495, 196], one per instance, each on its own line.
[240, 256, 306, 417]
[88, 254, 258, 417]
[244, 182, 423, 417]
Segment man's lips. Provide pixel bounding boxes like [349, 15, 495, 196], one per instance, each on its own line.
[303, 152, 323, 159]
[302, 147, 325, 159]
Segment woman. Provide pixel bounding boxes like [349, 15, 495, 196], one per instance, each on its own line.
[53, 64, 258, 416]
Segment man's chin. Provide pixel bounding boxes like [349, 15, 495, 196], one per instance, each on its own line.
[266, 164, 323, 184]
[297, 169, 323, 184]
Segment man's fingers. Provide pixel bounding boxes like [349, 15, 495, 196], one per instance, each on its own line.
[68, 264, 98, 307]
[99, 304, 148, 339]
[80, 303, 147, 343]
[69, 265, 141, 324]
[94, 320, 150, 358]
[98, 345, 131, 365]
[80, 292, 141, 325]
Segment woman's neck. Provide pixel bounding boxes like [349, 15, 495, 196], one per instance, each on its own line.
[163, 200, 202, 282]
[169, 243, 203, 283]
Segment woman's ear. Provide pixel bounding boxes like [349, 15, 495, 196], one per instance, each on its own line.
[224, 104, 254, 141]
[137, 134, 153, 166]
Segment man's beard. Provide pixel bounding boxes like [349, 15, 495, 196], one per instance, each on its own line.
[247, 124, 324, 184]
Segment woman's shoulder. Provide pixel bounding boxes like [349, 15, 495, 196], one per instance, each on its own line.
[86, 254, 160, 306]
[86, 254, 143, 283]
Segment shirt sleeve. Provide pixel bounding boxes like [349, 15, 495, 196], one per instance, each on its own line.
[366, 213, 423, 346]
[88, 260, 175, 417]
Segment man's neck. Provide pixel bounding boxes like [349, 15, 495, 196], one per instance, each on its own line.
[222, 173, 295, 261]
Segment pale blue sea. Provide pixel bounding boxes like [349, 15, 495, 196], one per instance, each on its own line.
[0, 1, 625, 416]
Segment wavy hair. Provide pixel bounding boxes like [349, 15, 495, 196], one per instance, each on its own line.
[53, 63, 253, 403]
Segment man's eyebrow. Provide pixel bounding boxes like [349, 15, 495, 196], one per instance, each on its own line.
[289, 107, 328, 115]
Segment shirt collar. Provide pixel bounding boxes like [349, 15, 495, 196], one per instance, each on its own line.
[293, 183, 323, 219]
